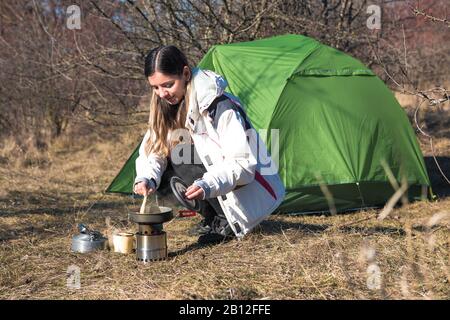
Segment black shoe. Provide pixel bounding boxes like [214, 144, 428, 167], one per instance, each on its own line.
[197, 232, 234, 245]
[188, 219, 212, 236]
[210, 215, 234, 237]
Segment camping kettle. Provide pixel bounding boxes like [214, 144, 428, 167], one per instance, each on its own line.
[71, 223, 107, 253]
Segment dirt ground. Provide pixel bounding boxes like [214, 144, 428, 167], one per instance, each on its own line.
[0, 105, 448, 300]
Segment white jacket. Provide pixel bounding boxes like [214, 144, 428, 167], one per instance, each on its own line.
[135, 68, 285, 238]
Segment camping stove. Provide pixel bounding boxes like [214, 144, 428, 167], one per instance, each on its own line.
[128, 207, 173, 262]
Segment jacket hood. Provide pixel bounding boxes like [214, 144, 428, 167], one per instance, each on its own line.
[185, 68, 228, 131]
[192, 68, 228, 112]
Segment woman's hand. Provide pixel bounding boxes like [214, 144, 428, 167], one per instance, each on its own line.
[185, 185, 204, 200]
[134, 181, 155, 196]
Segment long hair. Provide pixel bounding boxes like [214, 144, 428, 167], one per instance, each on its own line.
[144, 46, 191, 158]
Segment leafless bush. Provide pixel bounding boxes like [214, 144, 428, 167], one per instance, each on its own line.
[0, 0, 448, 155]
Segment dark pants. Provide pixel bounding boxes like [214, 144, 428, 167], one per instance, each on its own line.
[156, 144, 225, 225]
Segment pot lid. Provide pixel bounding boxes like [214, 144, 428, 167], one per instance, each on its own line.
[170, 176, 200, 211]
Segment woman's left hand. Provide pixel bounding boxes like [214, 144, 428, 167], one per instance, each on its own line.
[185, 185, 204, 200]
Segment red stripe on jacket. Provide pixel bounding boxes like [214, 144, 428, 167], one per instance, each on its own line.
[255, 171, 277, 200]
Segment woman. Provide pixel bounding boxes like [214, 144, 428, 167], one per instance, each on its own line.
[133, 45, 285, 244]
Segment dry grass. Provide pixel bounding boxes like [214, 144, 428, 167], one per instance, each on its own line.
[0, 110, 449, 300]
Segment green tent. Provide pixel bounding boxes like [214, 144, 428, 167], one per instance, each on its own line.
[106, 34, 433, 214]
